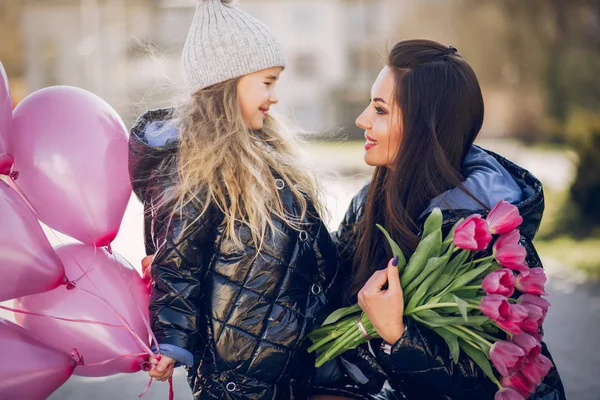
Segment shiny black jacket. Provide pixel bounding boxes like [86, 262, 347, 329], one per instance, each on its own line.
[129, 109, 339, 399]
[314, 147, 566, 400]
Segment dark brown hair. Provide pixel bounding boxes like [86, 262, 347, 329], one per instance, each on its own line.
[347, 39, 485, 301]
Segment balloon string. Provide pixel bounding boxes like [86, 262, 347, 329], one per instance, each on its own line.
[82, 352, 148, 367]
[110, 250, 160, 355]
[5, 175, 40, 216]
[75, 285, 153, 356]
[0, 304, 123, 328]
[69, 247, 98, 286]
[70, 246, 153, 356]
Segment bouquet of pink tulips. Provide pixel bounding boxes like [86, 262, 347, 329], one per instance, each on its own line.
[309, 201, 553, 400]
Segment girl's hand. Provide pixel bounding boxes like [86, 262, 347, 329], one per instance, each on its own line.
[148, 354, 176, 382]
[141, 255, 155, 290]
[357, 257, 405, 344]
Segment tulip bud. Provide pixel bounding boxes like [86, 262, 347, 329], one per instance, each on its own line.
[487, 200, 523, 235]
[453, 214, 492, 251]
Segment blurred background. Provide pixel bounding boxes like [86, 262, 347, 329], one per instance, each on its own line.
[1, 0, 599, 399]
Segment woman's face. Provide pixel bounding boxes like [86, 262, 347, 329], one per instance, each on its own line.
[355, 66, 403, 167]
[237, 67, 283, 130]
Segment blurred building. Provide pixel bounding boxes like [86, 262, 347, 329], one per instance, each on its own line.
[7, 0, 398, 133]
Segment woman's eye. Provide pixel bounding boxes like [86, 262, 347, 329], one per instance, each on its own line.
[264, 82, 273, 86]
[375, 106, 385, 114]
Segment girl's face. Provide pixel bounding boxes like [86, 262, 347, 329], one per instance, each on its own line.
[355, 66, 403, 167]
[237, 67, 283, 130]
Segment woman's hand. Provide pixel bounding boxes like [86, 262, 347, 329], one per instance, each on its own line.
[148, 354, 176, 382]
[357, 257, 405, 344]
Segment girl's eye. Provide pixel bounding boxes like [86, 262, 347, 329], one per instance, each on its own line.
[264, 82, 273, 86]
[375, 106, 386, 115]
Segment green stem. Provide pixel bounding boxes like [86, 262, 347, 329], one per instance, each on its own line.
[460, 285, 482, 291]
[472, 329, 501, 343]
[454, 325, 492, 351]
[406, 302, 479, 315]
[472, 255, 494, 264]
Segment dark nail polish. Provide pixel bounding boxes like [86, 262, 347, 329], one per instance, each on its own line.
[392, 256, 398, 266]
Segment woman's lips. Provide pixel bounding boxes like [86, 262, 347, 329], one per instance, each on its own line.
[365, 135, 378, 151]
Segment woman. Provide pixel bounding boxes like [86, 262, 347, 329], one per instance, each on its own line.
[312, 39, 566, 400]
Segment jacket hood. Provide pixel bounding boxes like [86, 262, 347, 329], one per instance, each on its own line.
[422, 145, 544, 240]
[128, 108, 178, 203]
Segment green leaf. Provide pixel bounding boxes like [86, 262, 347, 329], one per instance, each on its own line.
[453, 295, 469, 322]
[426, 249, 471, 298]
[401, 229, 443, 288]
[404, 243, 453, 298]
[404, 245, 454, 311]
[422, 208, 443, 239]
[433, 327, 461, 364]
[412, 310, 490, 327]
[458, 338, 500, 386]
[442, 261, 495, 295]
[321, 304, 362, 326]
[376, 224, 407, 272]
[451, 288, 482, 300]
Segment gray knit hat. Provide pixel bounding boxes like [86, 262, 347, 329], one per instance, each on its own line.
[182, 0, 287, 92]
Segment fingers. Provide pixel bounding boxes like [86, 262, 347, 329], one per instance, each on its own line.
[141, 254, 154, 268]
[361, 268, 389, 294]
[386, 257, 402, 293]
[148, 364, 174, 381]
[147, 354, 175, 381]
[156, 356, 174, 372]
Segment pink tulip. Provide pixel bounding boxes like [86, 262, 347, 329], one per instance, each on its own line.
[453, 214, 492, 251]
[495, 387, 526, 400]
[516, 268, 547, 296]
[521, 304, 545, 333]
[493, 230, 529, 272]
[480, 294, 511, 321]
[521, 354, 553, 387]
[501, 372, 537, 398]
[487, 200, 523, 235]
[518, 294, 550, 314]
[499, 304, 528, 334]
[489, 340, 525, 377]
[483, 269, 516, 297]
[510, 333, 542, 359]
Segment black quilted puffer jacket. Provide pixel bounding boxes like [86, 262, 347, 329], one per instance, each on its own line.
[129, 109, 339, 399]
[314, 147, 566, 400]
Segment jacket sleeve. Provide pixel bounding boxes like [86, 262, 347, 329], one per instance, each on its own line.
[376, 317, 498, 399]
[149, 201, 219, 357]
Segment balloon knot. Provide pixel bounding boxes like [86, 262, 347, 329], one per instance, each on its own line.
[106, 244, 113, 254]
[70, 348, 85, 366]
[66, 281, 77, 290]
[141, 360, 152, 372]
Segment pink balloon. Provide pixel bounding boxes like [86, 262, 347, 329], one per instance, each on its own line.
[15, 243, 151, 377]
[0, 317, 76, 400]
[0, 180, 66, 302]
[10, 86, 131, 247]
[0, 61, 11, 155]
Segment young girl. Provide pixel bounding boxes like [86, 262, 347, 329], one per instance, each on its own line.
[313, 40, 566, 400]
[128, 1, 338, 398]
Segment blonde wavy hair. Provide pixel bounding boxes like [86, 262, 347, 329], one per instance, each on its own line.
[156, 78, 325, 250]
